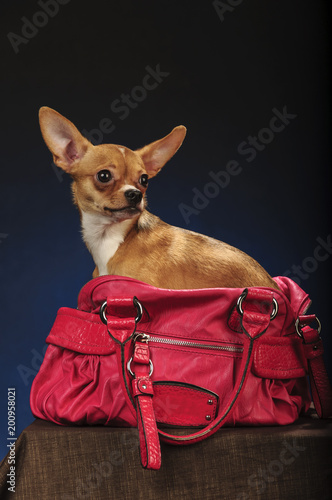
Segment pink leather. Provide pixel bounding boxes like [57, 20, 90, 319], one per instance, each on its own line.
[133, 343, 150, 364]
[301, 327, 332, 418]
[253, 337, 308, 379]
[152, 383, 218, 426]
[30, 275, 331, 470]
[131, 340, 161, 470]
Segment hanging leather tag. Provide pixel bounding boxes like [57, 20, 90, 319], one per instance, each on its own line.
[131, 341, 161, 470]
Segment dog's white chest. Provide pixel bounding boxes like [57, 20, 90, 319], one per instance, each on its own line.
[81, 212, 131, 275]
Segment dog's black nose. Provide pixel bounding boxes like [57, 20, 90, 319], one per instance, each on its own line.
[125, 189, 143, 206]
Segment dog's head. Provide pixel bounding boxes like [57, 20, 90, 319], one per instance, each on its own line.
[39, 107, 186, 223]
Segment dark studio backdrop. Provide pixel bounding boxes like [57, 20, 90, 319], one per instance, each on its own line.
[0, 0, 331, 461]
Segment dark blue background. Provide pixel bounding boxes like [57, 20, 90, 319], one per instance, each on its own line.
[1, 0, 331, 461]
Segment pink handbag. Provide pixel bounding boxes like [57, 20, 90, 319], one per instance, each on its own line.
[30, 275, 332, 469]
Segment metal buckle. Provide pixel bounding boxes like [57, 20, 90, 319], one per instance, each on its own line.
[236, 292, 278, 320]
[295, 316, 321, 339]
[127, 357, 154, 377]
[99, 297, 143, 325]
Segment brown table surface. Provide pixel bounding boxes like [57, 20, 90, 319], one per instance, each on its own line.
[1, 413, 331, 500]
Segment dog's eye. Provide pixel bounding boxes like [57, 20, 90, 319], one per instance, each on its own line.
[96, 170, 112, 183]
[139, 174, 149, 187]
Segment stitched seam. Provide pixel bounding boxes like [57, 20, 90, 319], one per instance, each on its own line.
[150, 344, 242, 358]
[57, 312, 102, 325]
[259, 343, 298, 347]
[257, 367, 305, 372]
[47, 334, 113, 349]
[155, 386, 214, 397]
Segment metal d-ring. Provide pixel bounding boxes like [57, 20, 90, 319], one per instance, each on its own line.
[295, 316, 321, 339]
[127, 357, 154, 377]
[236, 292, 278, 320]
[133, 296, 143, 323]
[99, 297, 143, 325]
[99, 300, 108, 325]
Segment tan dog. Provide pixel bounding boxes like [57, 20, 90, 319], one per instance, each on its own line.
[39, 107, 277, 290]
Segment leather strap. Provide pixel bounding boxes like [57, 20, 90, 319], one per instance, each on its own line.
[158, 288, 274, 446]
[47, 309, 308, 379]
[47, 302, 332, 422]
[158, 335, 255, 446]
[46, 287, 332, 470]
[301, 325, 332, 418]
[105, 290, 274, 466]
[131, 340, 161, 469]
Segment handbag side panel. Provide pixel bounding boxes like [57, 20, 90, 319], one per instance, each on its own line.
[30, 344, 137, 427]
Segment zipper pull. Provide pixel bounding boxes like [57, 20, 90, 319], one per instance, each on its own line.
[133, 333, 150, 365]
[134, 333, 150, 343]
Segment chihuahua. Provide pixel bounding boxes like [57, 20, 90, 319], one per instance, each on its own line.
[39, 107, 277, 290]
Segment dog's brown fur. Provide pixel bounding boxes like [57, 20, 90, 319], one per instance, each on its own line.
[39, 107, 278, 290]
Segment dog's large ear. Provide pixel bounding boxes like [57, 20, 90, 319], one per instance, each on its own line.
[136, 126, 187, 177]
[39, 107, 91, 172]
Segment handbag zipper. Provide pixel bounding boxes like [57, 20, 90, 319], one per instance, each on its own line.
[136, 333, 243, 353]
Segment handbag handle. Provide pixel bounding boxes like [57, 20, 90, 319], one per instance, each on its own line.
[104, 288, 275, 468]
[158, 336, 254, 445]
[101, 287, 332, 468]
[157, 289, 274, 445]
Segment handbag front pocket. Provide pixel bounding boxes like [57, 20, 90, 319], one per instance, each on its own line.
[134, 332, 244, 426]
